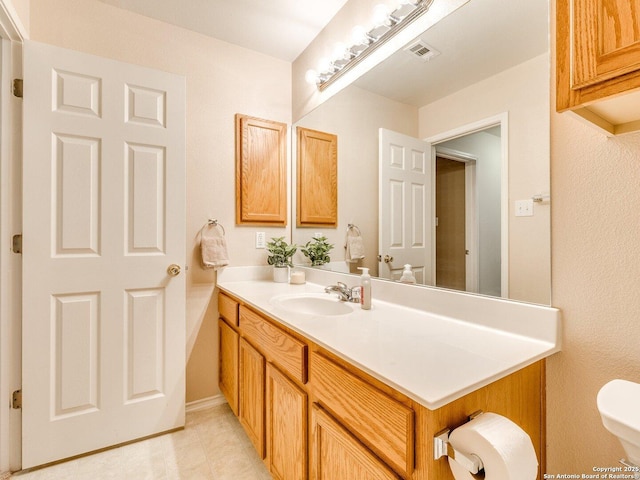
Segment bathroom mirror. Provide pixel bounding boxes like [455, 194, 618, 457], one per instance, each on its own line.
[292, 0, 551, 305]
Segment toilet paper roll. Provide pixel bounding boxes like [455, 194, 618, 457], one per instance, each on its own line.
[447, 412, 538, 480]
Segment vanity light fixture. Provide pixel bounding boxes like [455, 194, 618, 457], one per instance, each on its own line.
[306, 0, 434, 91]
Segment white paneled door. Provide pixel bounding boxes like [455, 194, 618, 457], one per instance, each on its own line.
[22, 41, 186, 468]
[378, 128, 433, 285]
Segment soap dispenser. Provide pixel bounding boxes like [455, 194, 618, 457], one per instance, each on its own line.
[399, 264, 416, 284]
[358, 267, 372, 310]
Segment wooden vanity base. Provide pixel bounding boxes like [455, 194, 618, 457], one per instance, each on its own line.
[217, 291, 545, 480]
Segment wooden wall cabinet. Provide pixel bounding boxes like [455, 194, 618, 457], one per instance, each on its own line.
[557, 0, 640, 134]
[296, 127, 337, 227]
[236, 114, 287, 225]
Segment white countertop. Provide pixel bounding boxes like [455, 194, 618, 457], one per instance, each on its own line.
[217, 267, 561, 410]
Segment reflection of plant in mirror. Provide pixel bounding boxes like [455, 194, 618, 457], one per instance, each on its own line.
[266, 237, 297, 267]
[301, 236, 334, 266]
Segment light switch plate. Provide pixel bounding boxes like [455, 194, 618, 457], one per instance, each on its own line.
[256, 232, 266, 248]
[515, 199, 534, 217]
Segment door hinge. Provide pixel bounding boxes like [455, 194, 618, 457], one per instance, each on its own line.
[12, 234, 22, 254]
[11, 390, 21, 409]
[12, 79, 23, 98]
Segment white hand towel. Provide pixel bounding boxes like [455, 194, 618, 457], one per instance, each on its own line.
[345, 229, 365, 263]
[200, 225, 229, 270]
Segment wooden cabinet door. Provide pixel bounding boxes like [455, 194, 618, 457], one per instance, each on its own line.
[296, 127, 337, 227]
[310, 405, 400, 480]
[266, 364, 308, 480]
[557, 0, 640, 118]
[571, 0, 640, 89]
[239, 338, 265, 457]
[218, 318, 239, 415]
[235, 114, 287, 226]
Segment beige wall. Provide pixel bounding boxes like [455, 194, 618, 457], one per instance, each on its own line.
[419, 54, 551, 304]
[546, 0, 640, 472]
[292, 85, 418, 275]
[29, 0, 292, 402]
[548, 109, 640, 473]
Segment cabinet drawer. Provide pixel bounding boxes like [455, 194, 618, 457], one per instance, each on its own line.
[240, 306, 307, 384]
[218, 292, 239, 326]
[310, 352, 414, 478]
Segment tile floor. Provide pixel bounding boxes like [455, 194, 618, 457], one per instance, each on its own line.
[13, 403, 272, 480]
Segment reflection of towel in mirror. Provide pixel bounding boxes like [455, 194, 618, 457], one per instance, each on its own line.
[200, 226, 229, 270]
[345, 229, 365, 263]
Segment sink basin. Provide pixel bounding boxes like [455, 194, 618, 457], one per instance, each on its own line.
[270, 293, 354, 316]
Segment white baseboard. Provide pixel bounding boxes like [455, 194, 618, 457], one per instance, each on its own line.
[185, 394, 227, 413]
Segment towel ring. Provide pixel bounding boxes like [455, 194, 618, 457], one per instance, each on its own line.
[200, 219, 225, 237]
[345, 223, 362, 250]
[347, 223, 361, 235]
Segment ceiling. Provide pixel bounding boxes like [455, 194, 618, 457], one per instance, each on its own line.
[353, 0, 549, 107]
[98, 0, 349, 62]
[98, 0, 549, 107]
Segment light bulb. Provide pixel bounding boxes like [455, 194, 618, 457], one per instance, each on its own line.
[372, 4, 391, 26]
[304, 69, 318, 85]
[332, 42, 348, 61]
[317, 57, 332, 74]
[351, 25, 369, 45]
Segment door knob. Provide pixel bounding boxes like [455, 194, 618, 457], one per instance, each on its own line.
[383, 255, 394, 264]
[167, 264, 181, 276]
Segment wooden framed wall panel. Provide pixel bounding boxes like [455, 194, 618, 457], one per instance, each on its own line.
[236, 114, 287, 226]
[296, 127, 337, 227]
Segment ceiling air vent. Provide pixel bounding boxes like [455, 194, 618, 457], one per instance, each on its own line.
[404, 40, 440, 62]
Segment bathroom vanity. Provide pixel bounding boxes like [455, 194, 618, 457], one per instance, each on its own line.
[216, 267, 560, 480]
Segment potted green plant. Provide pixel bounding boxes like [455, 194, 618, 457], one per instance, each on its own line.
[266, 236, 297, 282]
[300, 235, 334, 267]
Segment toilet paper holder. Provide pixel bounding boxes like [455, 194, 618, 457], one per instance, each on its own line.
[434, 411, 485, 475]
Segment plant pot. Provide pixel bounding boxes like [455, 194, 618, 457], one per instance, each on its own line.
[273, 265, 289, 283]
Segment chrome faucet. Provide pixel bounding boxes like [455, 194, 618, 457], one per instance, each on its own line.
[324, 282, 361, 303]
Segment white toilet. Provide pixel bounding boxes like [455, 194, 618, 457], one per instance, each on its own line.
[597, 379, 640, 466]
